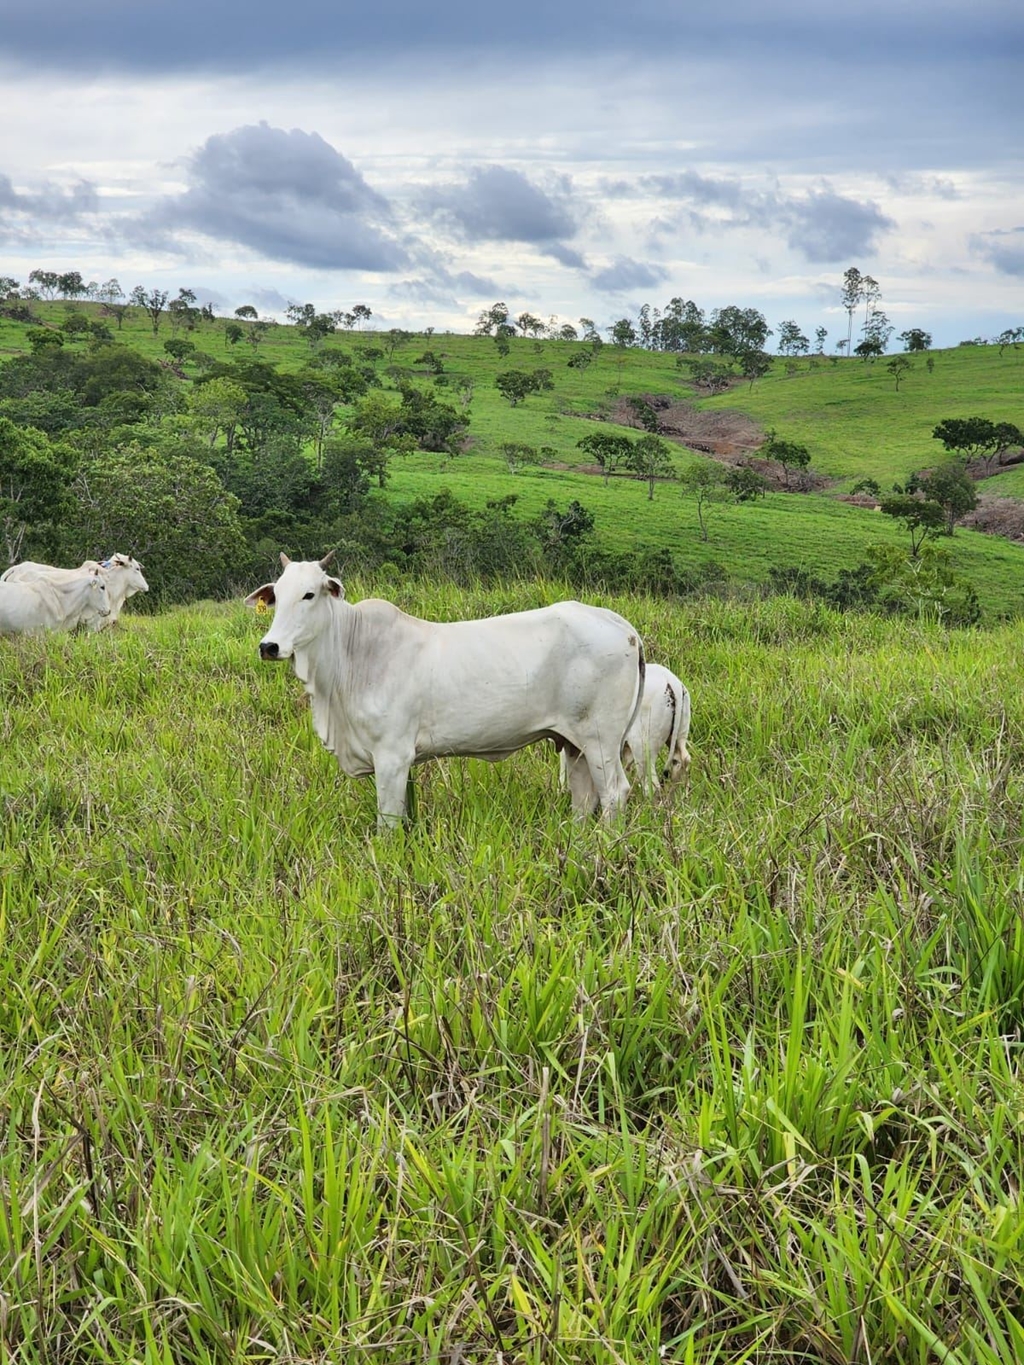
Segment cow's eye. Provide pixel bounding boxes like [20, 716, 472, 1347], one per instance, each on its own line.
[302, 591, 315, 601]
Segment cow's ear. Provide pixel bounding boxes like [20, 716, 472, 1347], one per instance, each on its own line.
[325, 576, 344, 598]
[245, 583, 276, 608]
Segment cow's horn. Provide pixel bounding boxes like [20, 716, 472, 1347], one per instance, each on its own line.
[279, 552, 292, 567]
[319, 549, 337, 569]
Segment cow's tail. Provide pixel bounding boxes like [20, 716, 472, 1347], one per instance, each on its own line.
[663, 677, 690, 782]
[624, 635, 646, 756]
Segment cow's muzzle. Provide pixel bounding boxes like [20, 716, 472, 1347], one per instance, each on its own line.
[259, 640, 280, 660]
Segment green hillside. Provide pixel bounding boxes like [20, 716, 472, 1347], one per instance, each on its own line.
[2, 301, 1023, 616]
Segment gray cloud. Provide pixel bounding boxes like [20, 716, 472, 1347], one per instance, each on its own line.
[590, 257, 669, 293]
[633, 171, 894, 262]
[128, 123, 407, 272]
[422, 165, 582, 262]
[3, 1, 1019, 76]
[785, 190, 895, 263]
[972, 227, 1024, 277]
[0, 173, 98, 240]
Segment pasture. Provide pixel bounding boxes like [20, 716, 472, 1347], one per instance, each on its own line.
[2, 581, 1023, 1363]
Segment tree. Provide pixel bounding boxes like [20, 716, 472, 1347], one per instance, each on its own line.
[995, 326, 1024, 355]
[854, 338, 884, 360]
[776, 320, 810, 356]
[624, 396, 659, 433]
[679, 460, 730, 540]
[860, 308, 893, 356]
[495, 370, 541, 406]
[516, 312, 544, 338]
[130, 286, 169, 335]
[57, 271, 87, 301]
[911, 463, 978, 534]
[725, 465, 769, 500]
[653, 297, 706, 353]
[706, 306, 771, 358]
[814, 326, 828, 354]
[533, 498, 595, 566]
[739, 350, 772, 389]
[608, 318, 637, 347]
[351, 304, 373, 328]
[382, 328, 412, 360]
[879, 493, 946, 555]
[97, 278, 129, 330]
[0, 277, 19, 299]
[28, 269, 60, 300]
[577, 432, 634, 485]
[933, 417, 1024, 467]
[840, 267, 863, 356]
[66, 448, 247, 603]
[235, 305, 259, 321]
[27, 328, 64, 355]
[163, 337, 196, 364]
[868, 541, 980, 625]
[899, 328, 932, 352]
[0, 418, 75, 564]
[761, 429, 811, 488]
[500, 442, 542, 473]
[567, 347, 595, 372]
[627, 435, 675, 501]
[224, 322, 244, 348]
[886, 356, 913, 391]
[475, 302, 512, 336]
[682, 357, 733, 394]
[187, 376, 247, 451]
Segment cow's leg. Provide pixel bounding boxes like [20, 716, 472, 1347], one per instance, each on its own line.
[579, 748, 631, 820]
[631, 741, 660, 796]
[373, 755, 414, 830]
[564, 751, 600, 818]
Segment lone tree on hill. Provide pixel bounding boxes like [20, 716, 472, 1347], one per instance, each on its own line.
[840, 267, 863, 356]
[628, 435, 675, 501]
[761, 429, 811, 488]
[879, 493, 946, 556]
[907, 464, 978, 535]
[886, 356, 914, 391]
[577, 432, 634, 485]
[933, 417, 1024, 470]
[679, 460, 730, 541]
[899, 328, 932, 352]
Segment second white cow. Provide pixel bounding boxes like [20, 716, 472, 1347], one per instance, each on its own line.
[246, 553, 646, 828]
[2, 554, 148, 628]
[623, 662, 691, 791]
[0, 571, 110, 634]
[558, 661, 691, 795]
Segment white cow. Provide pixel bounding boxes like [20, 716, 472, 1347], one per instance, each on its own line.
[623, 663, 691, 791]
[558, 662, 691, 795]
[2, 554, 148, 628]
[246, 553, 645, 828]
[0, 570, 110, 635]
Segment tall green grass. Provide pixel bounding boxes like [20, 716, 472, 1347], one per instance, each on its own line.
[2, 585, 1023, 1361]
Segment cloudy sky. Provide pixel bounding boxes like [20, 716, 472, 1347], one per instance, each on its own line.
[1, 0, 1020, 348]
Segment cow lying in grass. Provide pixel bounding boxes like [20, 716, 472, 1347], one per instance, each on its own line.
[247, 553, 646, 828]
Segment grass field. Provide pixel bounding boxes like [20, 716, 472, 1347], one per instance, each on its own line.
[2, 586, 1024, 1362]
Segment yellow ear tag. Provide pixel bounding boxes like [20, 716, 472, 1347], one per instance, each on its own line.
[255, 598, 268, 615]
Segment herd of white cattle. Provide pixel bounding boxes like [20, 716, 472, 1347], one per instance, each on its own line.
[0, 554, 148, 634]
[247, 553, 691, 827]
[0, 547, 691, 823]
